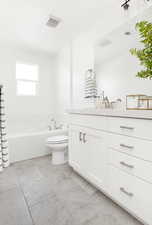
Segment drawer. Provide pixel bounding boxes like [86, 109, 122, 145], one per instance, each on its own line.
[108, 166, 152, 225]
[108, 133, 152, 162]
[69, 114, 107, 131]
[108, 149, 152, 184]
[108, 117, 152, 141]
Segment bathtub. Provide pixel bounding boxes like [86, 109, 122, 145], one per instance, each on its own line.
[8, 129, 68, 163]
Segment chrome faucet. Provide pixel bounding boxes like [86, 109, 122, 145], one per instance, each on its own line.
[103, 96, 110, 108]
[48, 118, 63, 130]
[48, 118, 55, 130]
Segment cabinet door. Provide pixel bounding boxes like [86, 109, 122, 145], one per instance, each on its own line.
[69, 125, 107, 189]
[84, 130, 107, 188]
[69, 126, 84, 169]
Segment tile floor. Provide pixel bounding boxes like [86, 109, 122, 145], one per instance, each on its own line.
[0, 156, 143, 225]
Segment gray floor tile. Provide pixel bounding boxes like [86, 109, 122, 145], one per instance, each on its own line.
[30, 195, 72, 225]
[62, 164, 74, 179]
[84, 191, 143, 225]
[71, 172, 97, 196]
[39, 162, 70, 179]
[70, 200, 103, 225]
[39, 164, 65, 181]
[57, 184, 91, 212]
[0, 187, 33, 225]
[39, 165, 78, 195]
[31, 155, 51, 167]
[21, 177, 56, 206]
[21, 162, 75, 207]
[82, 211, 143, 225]
[13, 158, 37, 170]
[82, 214, 122, 225]
[0, 166, 19, 193]
[16, 165, 44, 186]
[53, 176, 79, 196]
[90, 190, 120, 213]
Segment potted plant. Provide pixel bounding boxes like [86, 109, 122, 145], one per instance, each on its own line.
[130, 21, 152, 79]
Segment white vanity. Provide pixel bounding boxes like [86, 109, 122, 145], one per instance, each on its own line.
[68, 109, 152, 225]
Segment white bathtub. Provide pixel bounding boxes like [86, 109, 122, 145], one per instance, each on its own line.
[8, 129, 68, 163]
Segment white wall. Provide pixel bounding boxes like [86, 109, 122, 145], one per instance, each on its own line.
[0, 45, 56, 134]
[54, 45, 72, 124]
[72, 32, 95, 108]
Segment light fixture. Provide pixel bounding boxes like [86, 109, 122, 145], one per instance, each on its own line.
[121, 0, 130, 10]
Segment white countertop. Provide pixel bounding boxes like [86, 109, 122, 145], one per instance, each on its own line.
[68, 108, 152, 120]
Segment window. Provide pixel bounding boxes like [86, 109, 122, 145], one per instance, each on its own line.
[16, 63, 39, 96]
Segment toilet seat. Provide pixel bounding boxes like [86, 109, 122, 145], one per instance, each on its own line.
[46, 135, 68, 144]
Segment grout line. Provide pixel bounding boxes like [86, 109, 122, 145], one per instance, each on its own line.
[26, 192, 57, 209]
[18, 180, 36, 225]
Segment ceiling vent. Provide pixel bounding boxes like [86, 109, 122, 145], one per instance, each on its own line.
[46, 15, 61, 28]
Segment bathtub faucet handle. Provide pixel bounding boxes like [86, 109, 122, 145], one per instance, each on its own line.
[50, 118, 57, 130]
[48, 125, 52, 131]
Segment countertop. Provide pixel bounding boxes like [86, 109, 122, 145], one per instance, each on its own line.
[68, 108, 152, 120]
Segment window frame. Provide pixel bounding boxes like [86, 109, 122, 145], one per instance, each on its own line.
[16, 62, 39, 97]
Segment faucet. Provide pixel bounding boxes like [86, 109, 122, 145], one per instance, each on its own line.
[100, 91, 112, 108]
[48, 118, 63, 130]
[103, 96, 111, 108]
[51, 118, 56, 129]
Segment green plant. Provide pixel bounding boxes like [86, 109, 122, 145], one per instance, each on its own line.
[130, 21, 152, 79]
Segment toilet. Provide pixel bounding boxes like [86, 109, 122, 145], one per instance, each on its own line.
[46, 135, 68, 165]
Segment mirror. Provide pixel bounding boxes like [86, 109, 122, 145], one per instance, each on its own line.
[94, 6, 152, 104]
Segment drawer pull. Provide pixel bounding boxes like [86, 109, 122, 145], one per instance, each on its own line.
[120, 125, 134, 130]
[120, 161, 134, 169]
[120, 144, 134, 149]
[120, 187, 134, 197]
[83, 133, 86, 143]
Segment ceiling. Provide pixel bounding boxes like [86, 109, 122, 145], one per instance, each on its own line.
[0, 0, 122, 55]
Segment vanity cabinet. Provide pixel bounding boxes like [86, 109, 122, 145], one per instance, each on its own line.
[69, 125, 107, 189]
[69, 113, 152, 225]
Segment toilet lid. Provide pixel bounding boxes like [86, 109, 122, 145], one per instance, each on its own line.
[46, 135, 68, 144]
